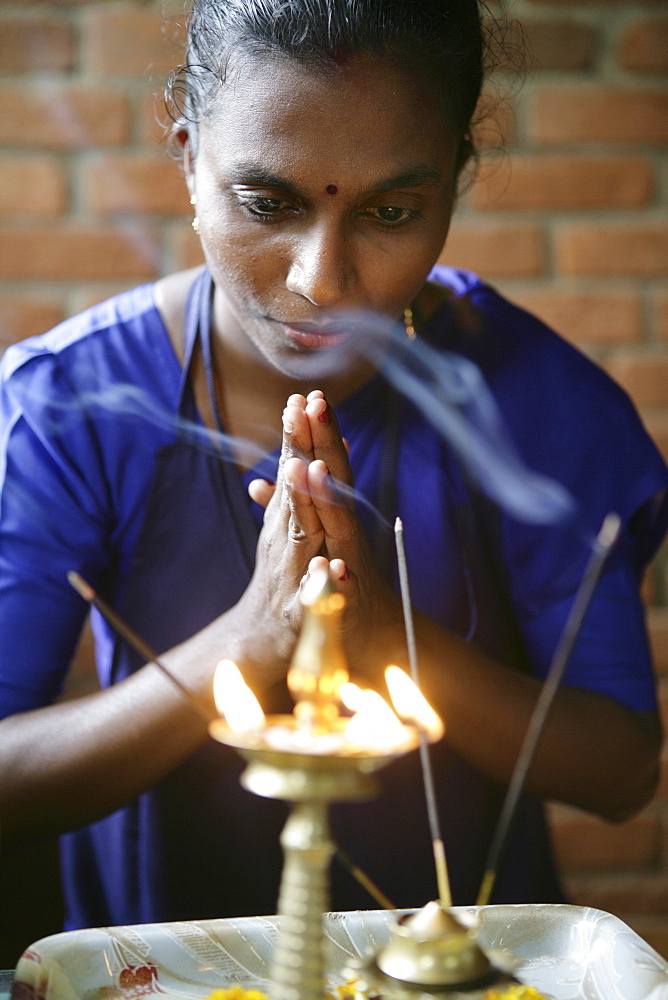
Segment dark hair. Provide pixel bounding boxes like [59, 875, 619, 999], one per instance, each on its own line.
[167, 0, 509, 170]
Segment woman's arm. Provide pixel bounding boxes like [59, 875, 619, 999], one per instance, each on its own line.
[373, 606, 662, 822]
[0, 400, 332, 838]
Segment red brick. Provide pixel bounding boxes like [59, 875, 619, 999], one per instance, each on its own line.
[657, 745, 668, 797]
[471, 95, 517, 151]
[0, 156, 67, 216]
[641, 561, 659, 607]
[522, 19, 598, 72]
[71, 284, 144, 315]
[603, 355, 668, 408]
[137, 88, 174, 147]
[439, 224, 544, 278]
[86, 154, 189, 215]
[511, 289, 643, 347]
[0, 17, 75, 73]
[643, 414, 668, 465]
[475, 155, 654, 211]
[562, 873, 668, 917]
[18, 0, 120, 5]
[170, 226, 205, 272]
[619, 18, 668, 75]
[624, 917, 668, 961]
[0, 226, 158, 281]
[656, 677, 668, 731]
[549, 803, 661, 870]
[0, 296, 64, 347]
[649, 609, 668, 676]
[556, 225, 668, 278]
[657, 294, 668, 342]
[530, 86, 668, 145]
[0, 86, 129, 149]
[84, 8, 187, 77]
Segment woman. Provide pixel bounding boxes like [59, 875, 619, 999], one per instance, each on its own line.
[0, 0, 665, 931]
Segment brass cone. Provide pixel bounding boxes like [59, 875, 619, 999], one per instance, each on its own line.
[376, 900, 492, 986]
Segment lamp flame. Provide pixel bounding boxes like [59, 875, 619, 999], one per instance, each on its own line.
[341, 683, 410, 749]
[385, 665, 444, 742]
[213, 659, 266, 731]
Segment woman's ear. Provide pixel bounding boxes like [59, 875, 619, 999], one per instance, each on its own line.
[177, 128, 195, 200]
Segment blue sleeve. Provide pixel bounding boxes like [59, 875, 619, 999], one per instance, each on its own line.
[519, 551, 661, 712]
[0, 349, 112, 716]
[467, 288, 668, 713]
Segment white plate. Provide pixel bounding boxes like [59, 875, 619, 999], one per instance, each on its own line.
[12, 905, 668, 1000]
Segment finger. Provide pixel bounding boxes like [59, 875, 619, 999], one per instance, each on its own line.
[297, 554, 331, 602]
[273, 399, 312, 504]
[305, 396, 354, 487]
[248, 478, 276, 508]
[283, 456, 325, 544]
[302, 555, 349, 595]
[307, 554, 330, 578]
[282, 401, 315, 465]
[328, 559, 359, 614]
[329, 557, 352, 586]
[306, 459, 363, 570]
[307, 458, 354, 515]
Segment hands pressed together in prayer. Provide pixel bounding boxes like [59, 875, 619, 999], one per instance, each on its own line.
[232, 389, 403, 693]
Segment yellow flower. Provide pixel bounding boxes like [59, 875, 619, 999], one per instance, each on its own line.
[203, 989, 268, 1000]
[484, 986, 547, 1000]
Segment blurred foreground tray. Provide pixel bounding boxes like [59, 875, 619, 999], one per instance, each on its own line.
[12, 904, 668, 1000]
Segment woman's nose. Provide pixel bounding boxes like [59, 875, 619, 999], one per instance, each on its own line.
[285, 223, 355, 307]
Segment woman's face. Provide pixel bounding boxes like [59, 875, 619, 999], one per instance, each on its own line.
[185, 51, 459, 382]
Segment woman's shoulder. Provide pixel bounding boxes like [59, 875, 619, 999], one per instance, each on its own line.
[423, 264, 667, 511]
[2, 278, 177, 386]
[424, 266, 632, 406]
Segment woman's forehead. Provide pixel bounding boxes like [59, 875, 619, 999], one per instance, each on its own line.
[198, 50, 456, 173]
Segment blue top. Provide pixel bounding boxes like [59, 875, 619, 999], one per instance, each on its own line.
[1, 266, 666, 928]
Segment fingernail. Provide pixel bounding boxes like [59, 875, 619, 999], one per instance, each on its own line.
[283, 414, 294, 433]
[317, 406, 330, 425]
[339, 567, 349, 581]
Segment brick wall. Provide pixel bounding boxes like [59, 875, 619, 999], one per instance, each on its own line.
[443, 0, 668, 959]
[1, 0, 667, 961]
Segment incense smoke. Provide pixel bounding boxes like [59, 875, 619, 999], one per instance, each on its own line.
[0, 309, 575, 538]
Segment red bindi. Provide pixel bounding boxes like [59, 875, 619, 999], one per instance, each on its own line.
[326, 184, 338, 195]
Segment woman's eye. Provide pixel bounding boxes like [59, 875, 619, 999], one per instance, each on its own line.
[238, 196, 292, 218]
[367, 206, 418, 226]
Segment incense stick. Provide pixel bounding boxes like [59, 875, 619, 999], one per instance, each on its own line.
[67, 571, 214, 721]
[476, 511, 622, 906]
[335, 846, 396, 910]
[394, 517, 452, 909]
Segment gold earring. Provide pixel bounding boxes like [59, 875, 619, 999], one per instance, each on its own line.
[403, 306, 416, 341]
[190, 193, 200, 235]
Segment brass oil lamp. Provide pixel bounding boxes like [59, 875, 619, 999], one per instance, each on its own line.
[209, 568, 428, 1000]
[209, 568, 519, 999]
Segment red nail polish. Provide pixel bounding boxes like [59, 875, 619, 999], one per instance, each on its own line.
[318, 407, 330, 424]
[339, 567, 349, 581]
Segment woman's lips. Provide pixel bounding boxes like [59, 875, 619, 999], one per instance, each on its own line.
[279, 322, 352, 349]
